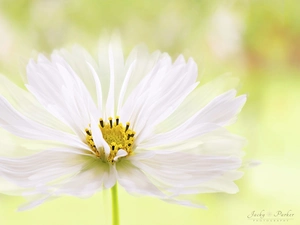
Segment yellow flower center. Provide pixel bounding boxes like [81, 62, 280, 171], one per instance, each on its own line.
[85, 116, 135, 164]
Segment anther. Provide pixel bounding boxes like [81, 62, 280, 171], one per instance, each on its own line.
[85, 117, 135, 162]
[85, 128, 91, 136]
[125, 122, 130, 132]
[109, 117, 113, 128]
[127, 132, 135, 140]
[111, 142, 116, 151]
[100, 118, 104, 128]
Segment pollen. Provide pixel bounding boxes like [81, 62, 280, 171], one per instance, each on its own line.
[85, 116, 135, 164]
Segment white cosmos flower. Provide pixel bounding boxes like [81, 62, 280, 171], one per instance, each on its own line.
[0, 36, 246, 211]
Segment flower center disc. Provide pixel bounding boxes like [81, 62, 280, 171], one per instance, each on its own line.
[85, 116, 135, 163]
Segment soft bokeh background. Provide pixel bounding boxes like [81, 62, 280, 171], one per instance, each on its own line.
[0, 0, 299, 224]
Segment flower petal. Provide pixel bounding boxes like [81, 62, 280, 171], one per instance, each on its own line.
[0, 151, 86, 190]
[0, 95, 89, 150]
[53, 160, 109, 196]
[90, 118, 110, 156]
[26, 55, 98, 140]
[56, 45, 100, 104]
[116, 160, 164, 197]
[130, 150, 242, 195]
[119, 53, 171, 124]
[113, 149, 128, 161]
[120, 57, 198, 144]
[98, 34, 125, 118]
[18, 194, 56, 211]
[103, 164, 117, 189]
[139, 90, 246, 148]
[0, 75, 71, 133]
[155, 73, 240, 133]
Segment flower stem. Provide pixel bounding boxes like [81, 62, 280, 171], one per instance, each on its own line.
[111, 184, 120, 225]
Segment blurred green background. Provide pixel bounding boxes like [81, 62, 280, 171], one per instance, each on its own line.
[0, 0, 299, 224]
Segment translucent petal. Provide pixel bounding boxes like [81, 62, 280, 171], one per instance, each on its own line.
[0, 95, 89, 150]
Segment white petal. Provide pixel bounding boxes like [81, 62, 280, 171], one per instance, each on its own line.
[0, 95, 89, 150]
[113, 149, 128, 161]
[156, 73, 241, 132]
[173, 54, 186, 65]
[119, 53, 171, 124]
[97, 34, 111, 109]
[26, 55, 98, 139]
[98, 33, 125, 118]
[0, 74, 71, 133]
[0, 151, 86, 189]
[140, 90, 246, 148]
[163, 197, 207, 209]
[130, 151, 242, 194]
[90, 118, 110, 156]
[57, 45, 100, 104]
[116, 60, 136, 114]
[45, 147, 93, 156]
[54, 160, 109, 197]
[105, 43, 116, 117]
[0, 176, 28, 196]
[116, 160, 164, 197]
[139, 123, 221, 148]
[18, 194, 55, 211]
[17, 160, 115, 210]
[195, 128, 246, 157]
[108, 34, 125, 108]
[120, 57, 198, 144]
[87, 62, 103, 114]
[103, 164, 117, 189]
[141, 127, 246, 156]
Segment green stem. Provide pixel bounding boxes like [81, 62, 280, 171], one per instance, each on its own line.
[111, 184, 120, 225]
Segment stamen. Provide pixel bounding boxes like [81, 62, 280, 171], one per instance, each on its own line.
[100, 118, 104, 128]
[85, 116, 135, 164]
[109, 117, 113, 128]
[85, 128, 91, 136]
[125, 122, 130, 132]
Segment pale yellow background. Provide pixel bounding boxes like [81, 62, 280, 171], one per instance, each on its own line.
[0, 0, 299, 225]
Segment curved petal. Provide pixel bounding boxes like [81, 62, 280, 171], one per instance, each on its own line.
[0, 95, 89, 150]
[53, 159, 110, 196]
[130, 150, 242, 195]
[0, 151, 86, 190]
[116, 160, 164, 197]
[90, 118, 110, 156]
[155, 73, 241, 133]
[139, 90, 246, 148]
[26, 54, 99, 140]
[119, 56, 198, 145]
[0, 151, 110, 209]
[0, 75, 71, 133]
[103, 164, 117, 189]
[98, 34, 125, 118]
[56, 45, 100, 105]
[18, 194, 57, 211]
